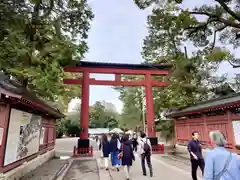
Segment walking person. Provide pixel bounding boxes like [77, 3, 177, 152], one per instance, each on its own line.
[187, 131, 205, 180]
[98, 135, 102, 151]
[120, 134, 135, 180]
[138, 132, 153, 177]
[109, 133, 121, 171]
[203, 130, 240, 180]
[132, 134, 138, 152]
[101, 134, 110, 170]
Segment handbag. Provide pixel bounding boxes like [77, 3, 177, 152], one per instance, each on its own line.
[214, 152, 233, 180]
[118, 144, 123, 159]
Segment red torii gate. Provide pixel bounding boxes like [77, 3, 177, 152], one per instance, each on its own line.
[64, 61, 170, 155]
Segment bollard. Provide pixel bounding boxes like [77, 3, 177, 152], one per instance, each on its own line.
[90, 146, 93, 155]
[73, 146, 77, 156]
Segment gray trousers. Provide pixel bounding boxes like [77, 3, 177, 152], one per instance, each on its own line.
[141, 153, 153, 177]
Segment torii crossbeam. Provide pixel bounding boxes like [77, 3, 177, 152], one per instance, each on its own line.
[64, 61, 171, 153]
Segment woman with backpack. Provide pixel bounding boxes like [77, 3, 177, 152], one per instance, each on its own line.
[138, 132, 153, 177]
[119, 134, 135, 180]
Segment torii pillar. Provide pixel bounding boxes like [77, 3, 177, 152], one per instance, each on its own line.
[145, 73, 156, 137]
[80, 71, 89, 139]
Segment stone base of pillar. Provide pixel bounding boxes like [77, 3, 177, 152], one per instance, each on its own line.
[148, 136, 158, 146]
[77, 138, 90, 154]
[148, 137, 165, 154]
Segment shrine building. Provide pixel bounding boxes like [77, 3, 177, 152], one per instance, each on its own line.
[0, 73, 64, 180]
[166, 93, 240, 154]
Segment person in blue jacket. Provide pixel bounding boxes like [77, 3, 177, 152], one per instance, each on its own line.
[109, 133, 121, 171]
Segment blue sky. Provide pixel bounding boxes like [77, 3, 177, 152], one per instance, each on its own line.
[69, 0, 238, 113]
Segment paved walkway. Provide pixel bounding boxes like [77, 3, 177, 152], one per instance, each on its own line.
[97, 152, 203, 180]
[20, 159, 68, 180]
[54, 139, 203, 180]
[63, 159, 99, 180]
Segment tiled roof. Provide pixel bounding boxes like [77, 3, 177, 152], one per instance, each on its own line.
[166, 93, 240, 117]
[0, 73, 64, 118]
[74, 60, 172, 70]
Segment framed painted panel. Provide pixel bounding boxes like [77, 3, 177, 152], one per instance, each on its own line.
[232, 120, 240, 145]
[39, 127, 45, 145]
[3, 108, 41, 166]
[0, 127, 3, 146]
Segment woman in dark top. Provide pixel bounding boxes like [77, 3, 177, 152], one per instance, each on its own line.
[121, 134, 135, 180]
[132, 134, 138, 152]
[109, 133, 121, 171]
[101, 134, 110, 170]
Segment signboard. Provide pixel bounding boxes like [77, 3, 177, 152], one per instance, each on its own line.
[232, 120, 240, 145]
[4, 108, 41, 166]
[0, 128, 3, 146]
[39, 127, 45, 145]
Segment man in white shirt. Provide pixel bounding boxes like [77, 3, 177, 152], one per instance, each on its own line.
[138, 132, 153, 177]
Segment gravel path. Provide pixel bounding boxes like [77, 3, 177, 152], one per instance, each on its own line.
[20, 158, 68, 180]
[63, 159, 99, 180]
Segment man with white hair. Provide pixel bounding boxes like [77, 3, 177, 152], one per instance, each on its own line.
[203, 130, 240, 180]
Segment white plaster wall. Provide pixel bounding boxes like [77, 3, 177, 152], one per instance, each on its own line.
[0, 149, 55, 180]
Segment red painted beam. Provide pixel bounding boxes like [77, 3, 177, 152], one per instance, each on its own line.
[88, 79, 146, 86]
[64, 67, 169, 76]
[115, 74, 121, 82]
[63, 78, 168, 87]
[63, 79, 82, 84]
[151, 80, 168, 87]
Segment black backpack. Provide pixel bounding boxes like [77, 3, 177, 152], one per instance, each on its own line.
[142, 140, 151, 154]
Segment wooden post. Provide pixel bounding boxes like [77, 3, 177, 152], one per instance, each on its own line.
[145, 73, 155, 137]
[80, 71, 89, 139]
[227, 110, 236, 150]
[0, 105, 10, 168]
[173, 119, 177, 146]
[203, 114, 208, 145]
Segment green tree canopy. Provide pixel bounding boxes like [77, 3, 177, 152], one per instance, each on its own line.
[115, 0, 236, 137]
[134, 0, 240, 68]
[89, 101, 119, 129]
[0, 0, 93, 102]
[115, 86, 144, 130]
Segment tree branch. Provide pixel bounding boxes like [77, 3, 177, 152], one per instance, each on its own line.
[186, 17, 215, 37]
[32, 2, 41, 22]
[41, 0, 55, 19]
[215, 0, 240, 22]
[227, 59, 240, 68]
[189, 11, 240, 29]
[211, 25, 227, 50]
[166, 29, 179, 55]
[184, 46, 188, 59]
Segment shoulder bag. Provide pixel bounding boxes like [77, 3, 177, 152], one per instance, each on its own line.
[214, 152, 233, 180]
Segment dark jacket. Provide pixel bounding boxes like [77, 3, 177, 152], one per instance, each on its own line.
[121, 140, 135, 166]
[102, 140, 110, 158]
[109, 138, 119, 152]
[132, 138, 138, 147]
[187, 140, 203, 159]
